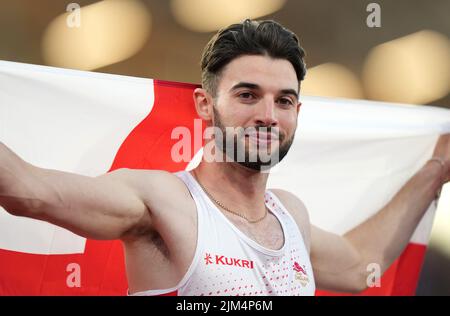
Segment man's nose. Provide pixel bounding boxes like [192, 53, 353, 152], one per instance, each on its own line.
[254, 98, 279, 127]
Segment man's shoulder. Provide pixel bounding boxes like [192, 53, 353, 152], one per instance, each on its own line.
[113, 168, 193, 208]
[113, 168, 185, 188]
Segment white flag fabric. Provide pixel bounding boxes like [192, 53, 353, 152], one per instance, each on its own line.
[0, 60, 449, 295]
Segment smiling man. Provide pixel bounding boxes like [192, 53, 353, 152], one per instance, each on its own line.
[0, 19, 448, 296]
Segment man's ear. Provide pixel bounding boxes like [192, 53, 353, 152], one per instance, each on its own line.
[193, 88, 214, 121]
[296, 101, 302, 115]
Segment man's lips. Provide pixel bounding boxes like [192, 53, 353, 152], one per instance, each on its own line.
[245, 132, 279, 144]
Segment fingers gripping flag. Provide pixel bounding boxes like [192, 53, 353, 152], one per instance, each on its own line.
[0, 61, 449, 295]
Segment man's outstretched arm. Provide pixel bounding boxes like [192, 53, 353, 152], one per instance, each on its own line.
[310, 134, 449, 293]
[0, 141, 161, 240]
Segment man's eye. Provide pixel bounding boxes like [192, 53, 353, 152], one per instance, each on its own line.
[278, 98, 294, 105]
[239, 92, 255, 99]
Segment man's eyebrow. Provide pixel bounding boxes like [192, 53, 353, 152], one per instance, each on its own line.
[280, 89, 299, 100]
[229, 82, 260, 92]
[229, 82, 299, 99]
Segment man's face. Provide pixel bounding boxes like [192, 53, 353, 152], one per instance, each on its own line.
[211, 54, 301, 171]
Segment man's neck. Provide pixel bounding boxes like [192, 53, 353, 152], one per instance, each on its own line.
[192, 157, 270, 219]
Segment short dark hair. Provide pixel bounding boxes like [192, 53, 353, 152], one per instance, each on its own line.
[200, 19, 307, 97]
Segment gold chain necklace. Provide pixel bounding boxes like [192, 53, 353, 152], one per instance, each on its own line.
[192, 171, 268, 224]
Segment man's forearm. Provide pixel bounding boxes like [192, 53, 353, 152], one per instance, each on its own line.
[344, 160, 443, 273]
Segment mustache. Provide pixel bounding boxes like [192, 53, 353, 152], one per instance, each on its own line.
[244, 125, 277, 132]
[242, 126, 283, 141]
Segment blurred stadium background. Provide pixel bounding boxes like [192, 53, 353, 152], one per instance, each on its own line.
[0, 0, 449, 295]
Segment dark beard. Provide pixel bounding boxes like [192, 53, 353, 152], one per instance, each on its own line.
[212, 106, 295, 172]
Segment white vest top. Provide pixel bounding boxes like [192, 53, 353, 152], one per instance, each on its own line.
[131, 170, 315, 296]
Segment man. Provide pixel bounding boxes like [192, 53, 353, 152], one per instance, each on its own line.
[0, 19, 448, 296]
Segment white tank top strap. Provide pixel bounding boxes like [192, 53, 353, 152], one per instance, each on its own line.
[263, 189, 309, 254]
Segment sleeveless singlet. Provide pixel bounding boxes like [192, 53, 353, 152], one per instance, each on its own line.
[130, 170, 315, 296]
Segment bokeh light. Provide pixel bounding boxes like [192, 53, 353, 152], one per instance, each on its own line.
[42, 0, 152, 71]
